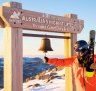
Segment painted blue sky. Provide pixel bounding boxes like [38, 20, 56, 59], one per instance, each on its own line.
[0, 0, 96, 57]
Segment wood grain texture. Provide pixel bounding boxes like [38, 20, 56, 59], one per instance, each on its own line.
[4, 27, 23, 91]
[64, 14, 77, 91]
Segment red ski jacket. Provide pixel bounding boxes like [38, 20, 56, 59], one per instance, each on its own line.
[48, 55, 96, 91]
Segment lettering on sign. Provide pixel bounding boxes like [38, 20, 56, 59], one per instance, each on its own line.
[1, 6, 84, 33]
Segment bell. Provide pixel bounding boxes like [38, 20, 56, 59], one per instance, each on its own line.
[39, 38, 53, 53]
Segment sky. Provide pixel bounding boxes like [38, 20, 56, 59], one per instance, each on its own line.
[0, 0, 96, 57]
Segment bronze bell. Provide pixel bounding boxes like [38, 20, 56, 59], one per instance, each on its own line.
[39, 38, 53, 53]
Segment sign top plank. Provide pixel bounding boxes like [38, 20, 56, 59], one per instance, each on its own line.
[0, 3, 84, 33]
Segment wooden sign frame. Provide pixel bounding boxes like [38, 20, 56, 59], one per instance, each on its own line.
[0, 2, 84, 91]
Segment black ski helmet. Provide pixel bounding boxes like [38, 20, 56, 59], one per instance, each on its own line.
[74, 40, 88, 52]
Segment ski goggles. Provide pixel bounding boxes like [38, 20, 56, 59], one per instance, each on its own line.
[74, 45, 80, 52]
[74, 44, 88, 52]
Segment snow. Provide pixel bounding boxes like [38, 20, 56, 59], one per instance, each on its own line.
[23, 78, 65, 91]
[0, 69, 65, 91]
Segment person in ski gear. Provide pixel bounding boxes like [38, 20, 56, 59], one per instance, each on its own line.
[43, 40, 96, 91]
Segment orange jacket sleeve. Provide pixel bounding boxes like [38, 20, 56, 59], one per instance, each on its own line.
[48, 56, 75, 66]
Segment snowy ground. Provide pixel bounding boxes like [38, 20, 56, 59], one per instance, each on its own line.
[0, 69, 65, 91]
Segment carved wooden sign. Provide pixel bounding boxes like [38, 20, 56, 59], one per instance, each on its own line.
[0, 6, 84, 33]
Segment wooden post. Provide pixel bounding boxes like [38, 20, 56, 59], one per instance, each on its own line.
[4, 27, 23, 91]
[3, 2, 23, 91]
[64, 14, 77, 91]
[64, 33, 73, 91]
